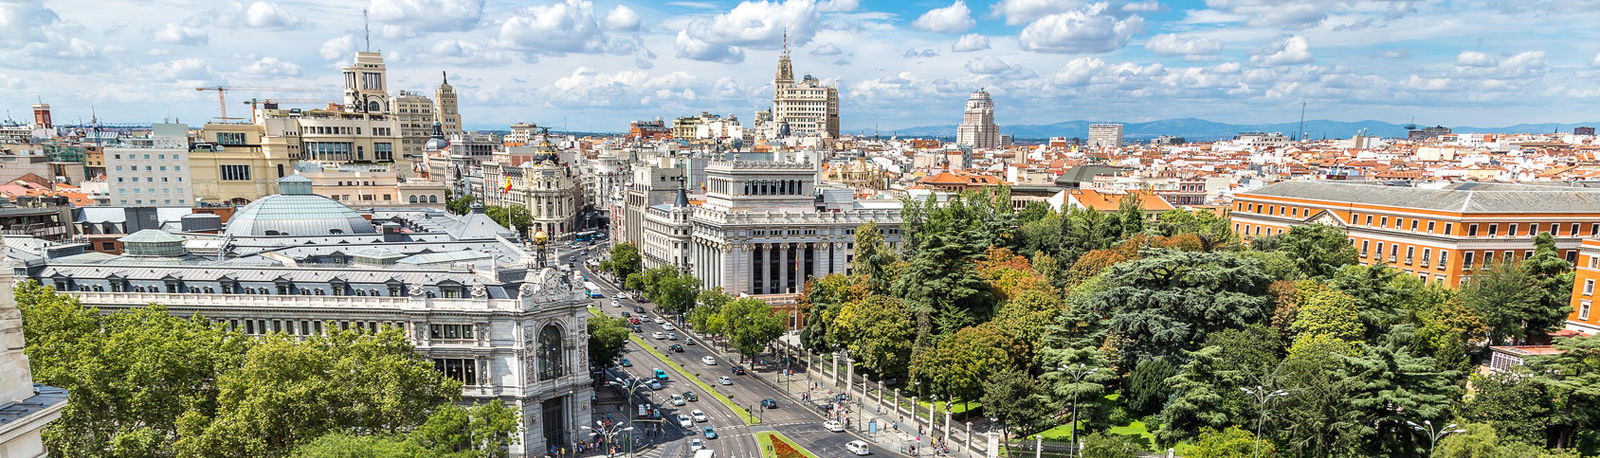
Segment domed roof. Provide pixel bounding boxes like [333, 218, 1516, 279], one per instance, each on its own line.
[119, 229, 187, 257]
[423, 121, 449, 153]
[223, 176, 377, 237]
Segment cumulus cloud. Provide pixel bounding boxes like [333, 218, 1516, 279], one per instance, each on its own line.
[912, 1, 975, 34]
[1250, 35, 1313, 66]
[369, 0, 484, 36]
[818, 0, 858, 12]
[243, 1, 303, 29]
[810, 43, 842, 56]
[904, 47, 939, 58]
[498, 0, 631, 54]
[674, 0, 822, 63]
[1593, 52, 1600, 67]
[238, 56, 302, 77]
[1454, 50, 1496, 67]
[152, 23, 208, 45]
[319, 35, 356, 60]
[545, 67, 701, 106]
[991, 0, 1152, 25]
[1145, 33, 1221, 59]
[605, 5, 641, 30]
[965, 55, 1036, 80]
[0, 0, 60, 45]
[1199, 0, 1333, 27]
[1018, 5, 1143, 54]
[952, 33, 989, 52]
[154, 57, 218, 83]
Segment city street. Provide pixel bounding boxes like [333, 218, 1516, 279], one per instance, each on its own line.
[571, 247, 905, 458]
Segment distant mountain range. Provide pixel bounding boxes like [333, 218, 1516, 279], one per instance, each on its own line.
[884, 118, 1599, 142]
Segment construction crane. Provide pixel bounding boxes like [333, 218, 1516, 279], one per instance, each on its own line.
[194, 86, 327, 121]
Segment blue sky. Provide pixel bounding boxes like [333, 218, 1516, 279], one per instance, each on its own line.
[3, 0, 1598, 133]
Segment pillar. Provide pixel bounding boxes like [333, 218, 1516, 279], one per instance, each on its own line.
[845, 357, 854, 396]
[831, 353, 839, 385]
[758, 244, 769, 294]
[944, 411, 951, 443]
[778, 244, 789, 294]
[894, 388, 900, 416]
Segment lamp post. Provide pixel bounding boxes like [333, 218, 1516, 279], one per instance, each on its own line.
[1060, 364, 1099, 458]
[1241, 386, 1289, 458]
[1407, 419, 1464, 457]
[609, 377, 648, 457]
[580, 423, 634, 457]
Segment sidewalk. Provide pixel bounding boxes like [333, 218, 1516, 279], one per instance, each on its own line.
[751, 366, 948, 456]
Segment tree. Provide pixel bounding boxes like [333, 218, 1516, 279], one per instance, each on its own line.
[1153, 209, 1241, 252]
[1125, 358, 1177, 417]
[1275, 224, 1358, 279]
[291, 434, 439, 458]
[1117, 192, 1145, 238]
[504, 205, 532, 236]
[1189, 427, 1274, 458]
[1343, 338, 1460, 456]
[648, 268, 700, 316]
[691, 289, 732, 336]
[832, 295, 914, 379]
[1156, 325, 1285, 445]
[1272, 334, 1365, 458]
[910, 322, 1024, 406]
[1463, 371, 1554, 447]
[446, 195, 476, 215]
[1059, 206, 1117, 265]
[603, 243, 642, 281]
[1082, 250, 1275, 368]
[719, 298, 786, 363]
[1434, 423, 1583, 458]
[893, 230, 992, 336]
[588, 315, 630, 367]
[1524, 336, 1600, 450]
[1080, 432, 1145, 458]
[1525, 233, 1578, 338]
[295, 401, 519, 458]
[1330, 263, 1424, 342]
[1289, 282, 1363, 343]
[798, 274, 868, 352]
[981, 368, 1050, 447]
[851, 222, 898, 294]
[1461, 259, 1544, 345]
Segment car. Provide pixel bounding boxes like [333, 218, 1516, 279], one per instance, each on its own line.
[669, 344, 685, 353]
[634, 306, 646, 313]
[621, 311, 632, 318]
[702, 426, 718, 439]
[678, 414, 693, 428]
[670, 394, 686, 406]
[846, 440, 871, 455]
[637, 313, 650, 320]
[653, 317, 666, 325]
[666, 332, 678, 340]
[824, 420, 845, 432]
[662, 323, 675, 331]
[619, 358, 632, 367]
[689, 439, 705, 451]
[612, 299, 621, 307]
[716, 376, 732, 385]
[685, 338, 696, 346]
[684, 391, 699, 402]
[629, 318, 641, 325]
[654, 368, 669, 380]
[760, 399, 779, 409]
[651, 331, 665, 339]
[691, 409, 708, 422]
[730, 365, 746, 375]
[701, 356, 718, 365]
[648, 380, 662, 390]
[631, 325, 643, 333]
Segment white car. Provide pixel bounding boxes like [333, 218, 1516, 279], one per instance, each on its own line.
[670, 394, 686, 406]
[701, 356, 718, 365]
[651, 331, 665, 339]
[846, 440, 871, 455]
[667, 332, 679, 340]
[716, 376, 732, 385]
[824, 420, 845, 432]
[689, 439, 705, 451]
[692, 410, 708, 422]
[611, 299, 621, 307]
[663, 323, 675, 331]
[654, 317, 666, 324]
[678, 414, 693, 429]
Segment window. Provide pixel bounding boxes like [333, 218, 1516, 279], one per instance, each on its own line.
[536, 325, 566, 381]
[1469, 224, 1479, 236]
[1365, 215, 1373, 225]
[1410, 220, 1418, 231]
[1421, 248, 1430, 267]
[1381, 216, 1389, 227]
[220, 165, 251, 181]
[433, 358, 478, 385]
[375, 142, 393, 161]
[1438, 251, 1448, 270]
[1406, 246, 1415, 264]
[429, 324, 475, 341]
[1591, 256, 1598, 269]
[1586, 279, 1594, 296]
[1582, 300, 1592, 321]
[1488, 224, 1498, 237]
[1508, 224, 1518, 237]
[1427, 221, 1435, 233]
[1360, 240, 1370, 257]
[1573, 223, 1581, 236]
[1531, 223, 1541, 235]
[1444, 223, 1453, 235]
[1376, 242, 1385, 260]
[1484, 251, 1495, 265]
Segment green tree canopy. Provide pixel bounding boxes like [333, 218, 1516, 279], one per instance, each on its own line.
[719, 297, 786, 363]
[1082, 250, 1275, 368]
[602, 243, 642, 281]
[1274, 224, 1358, 279]
[588, 315, 630, 367]
[850, 222, 898, 294]
[832, 295, 914, 379]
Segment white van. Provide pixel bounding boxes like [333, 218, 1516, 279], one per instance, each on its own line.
[846, 440, 871, 455]
[693, 450, 715, 458]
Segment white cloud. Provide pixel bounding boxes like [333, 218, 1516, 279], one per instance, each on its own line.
[152, 23, 208, 45]
[244, 1, 304, 29]
[964, 55, 1036, 80]
[1200, 0, 1332, 27]
[238, 56, 302, 77]
[1018, 5, 1144, 54]
[319, 35, 356, 60]
[1250, 35, 1313, 66]
[1145, 33, 1221, 59]
[369, 0, 484, 36]
[674, 0, 822, 63]
[903, 48, 939, 58]
[545, 67, 701, 106]
[952, 33, 989, 52]
[498, 0, 629, 54]
[0, 0, 60, 45]
[810, 43, 842, 56]
[154, 57, 218, 83]
[1454, 50, 1496, 67]
[912, 1, 975, 34]
[605, 5, 641, 31]
[1592, 52, 1600, 67]
[818, 0, 859, 12]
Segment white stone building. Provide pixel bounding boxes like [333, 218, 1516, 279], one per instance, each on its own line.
[770, 36, 839, 139]
[482, 140, 581, 239]
[956, 89, 1000, 149]
[104, 123, 194, 206]
[1088, 123, 1124, 150]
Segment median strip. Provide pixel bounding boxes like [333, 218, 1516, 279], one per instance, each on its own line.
[756, 431, 820, 458]
[593, 307, 760, 425]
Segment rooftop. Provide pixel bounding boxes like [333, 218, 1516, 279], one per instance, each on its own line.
[1244, 181, 1600, 214]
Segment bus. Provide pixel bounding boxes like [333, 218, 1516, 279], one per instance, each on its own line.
[583, 281, 603, 298]
[575, 230, 601, 243]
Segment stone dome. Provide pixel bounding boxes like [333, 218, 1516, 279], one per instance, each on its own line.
[223, 175, 377, 237]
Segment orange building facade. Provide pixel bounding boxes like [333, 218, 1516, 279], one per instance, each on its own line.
[1567, 239, 1600, 334]
[1230, 181, 1600, 289]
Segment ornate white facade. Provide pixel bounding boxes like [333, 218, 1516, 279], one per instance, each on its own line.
[770, 36, 839, 139]
[482, 140, 581, 239]
[956, 89, 1000, 149]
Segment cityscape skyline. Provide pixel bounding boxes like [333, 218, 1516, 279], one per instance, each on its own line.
[3, 0, 1599, 132]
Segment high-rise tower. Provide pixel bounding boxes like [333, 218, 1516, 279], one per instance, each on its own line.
[774, 31, 794, 89]
[435, 71, 462, 135]
[342, 51, 391, 114]
[956, 88, 1000, 149]
[768, 32, 839, 139]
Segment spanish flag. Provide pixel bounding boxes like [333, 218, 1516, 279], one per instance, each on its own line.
[502, 175, 513, 194]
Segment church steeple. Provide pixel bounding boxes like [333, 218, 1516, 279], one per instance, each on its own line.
[775, 29, 794, 88]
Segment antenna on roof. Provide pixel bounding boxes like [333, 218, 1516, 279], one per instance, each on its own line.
[363, 9, 371, 52]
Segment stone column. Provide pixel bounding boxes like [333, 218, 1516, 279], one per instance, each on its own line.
[944, 411, 951, 443]
[758, 244, 770, 294]
[778, 244, 790, 294]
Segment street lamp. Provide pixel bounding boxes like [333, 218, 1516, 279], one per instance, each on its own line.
[609, 377, 649, 456]
[1060, 363, 1099, 458]
[580, 424, 634, 457]
[1240, 386, 1289, 458]
[1407, 419, 1465, 456]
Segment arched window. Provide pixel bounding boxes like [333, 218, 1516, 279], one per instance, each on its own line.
[429, 195, 438, 203]
[410, 195, 418, 203]
[537, 325, 566, 380]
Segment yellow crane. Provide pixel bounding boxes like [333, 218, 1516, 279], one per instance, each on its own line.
[194, 86, 327, 121]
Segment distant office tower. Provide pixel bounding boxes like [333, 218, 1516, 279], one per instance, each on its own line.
[771, 34, 840, 139]
[1576, 126, 1595, 136]
[956, 89, 1000, 149]
[30, 103, 50, 130]
[1407, 125, 1451, 141]
[394, 91, 435, 160]
[435, 71, 462, 135]
[1088, 123, 1123, 149]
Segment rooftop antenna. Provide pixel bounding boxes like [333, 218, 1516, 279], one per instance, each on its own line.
[362, 9, 371, 52]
